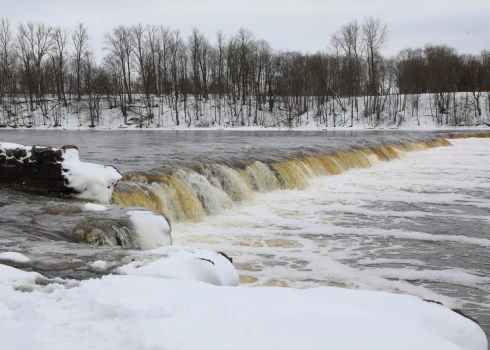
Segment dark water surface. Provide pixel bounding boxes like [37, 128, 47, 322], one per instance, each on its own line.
[0, 129, 462, 172]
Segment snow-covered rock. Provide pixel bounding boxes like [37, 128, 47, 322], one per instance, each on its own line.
[0, 142, 121, 203]
[62, 147, 121, 203]
[73, 209, 172, 249]
[0, 263, 486, 350]
[117, 246, 238, 286]
[0, 142, 31, 153]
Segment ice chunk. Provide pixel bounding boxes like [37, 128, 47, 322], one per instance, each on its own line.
[126, 210, 172, 250]
[83, 203, 108, 212]
[89, 260, 108, 272]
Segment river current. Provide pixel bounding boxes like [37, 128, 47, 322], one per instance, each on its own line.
[0, 130, 489, 336]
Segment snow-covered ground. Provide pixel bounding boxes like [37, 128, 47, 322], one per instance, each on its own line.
[1, 93, 489, 131]
[0, 263, 486, 350]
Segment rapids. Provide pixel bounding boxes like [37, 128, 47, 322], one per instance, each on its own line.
[0, 129, 489, 336]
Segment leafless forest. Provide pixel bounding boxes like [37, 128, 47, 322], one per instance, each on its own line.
[0, 17, 489, 128]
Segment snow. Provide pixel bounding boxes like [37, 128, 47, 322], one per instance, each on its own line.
[1, 142, 121, 203]
[89, 260, 108, 272]
[118, 246, 238, 286]
[0, 264, 486, 350]
[0, 264, 40, 283]
[62, 148, 122, 203]
[0, 142, 30, 151]
[0, 252, 31, 263]
[1, 93, 489, 131]
[83, 203, 108, 211]
[127, 210, 172, 250]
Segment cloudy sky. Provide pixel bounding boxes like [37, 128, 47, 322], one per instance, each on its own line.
[2, 0, 489, 59]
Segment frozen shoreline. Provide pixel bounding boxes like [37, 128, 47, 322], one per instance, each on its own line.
[0, 263, 486, 350]
[1, 124, 489, 132]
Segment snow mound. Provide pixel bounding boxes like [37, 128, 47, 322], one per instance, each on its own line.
[117, 246, 239, 286]
[0, 264, 40, 283]
[0, 252, 31, 263]
[127, 210, 172, 249]
[0, 265, 486, 350]
[83, 203, 108, 211]
[62, 148, 122, 203]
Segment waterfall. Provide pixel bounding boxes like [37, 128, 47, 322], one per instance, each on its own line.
[111, 136, 458, 223]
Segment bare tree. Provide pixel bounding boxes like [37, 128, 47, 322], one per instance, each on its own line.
[0, 18, 17, 125]
[133, 24, 151, 103]
[362, 17, 388, 122]
[17, 22, 53, 114]
[104, 25, 134, 106]
[332, 20, 363, 125]
[50, 26, 70, 106]
[72, 23, 90, 101]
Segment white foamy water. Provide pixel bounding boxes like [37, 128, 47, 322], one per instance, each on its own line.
[173, 139, 490, 330]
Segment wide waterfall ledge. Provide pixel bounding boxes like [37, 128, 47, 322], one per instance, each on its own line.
[0, 142, 121, 203]
[0, 262, 486, 350]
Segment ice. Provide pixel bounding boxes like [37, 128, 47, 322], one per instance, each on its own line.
[62, 148, 122, 203]
[0, 264, 486, 350]
[127, 210, 172, 250]
[83, 203, 108, 211]
[0, 252, 31, 263]
[89, 260, 108, 272]
[117, 246, 239, 286]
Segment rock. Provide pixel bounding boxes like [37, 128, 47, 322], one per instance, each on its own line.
[74, 219, 140, 248]
[0, 143, 121, 201]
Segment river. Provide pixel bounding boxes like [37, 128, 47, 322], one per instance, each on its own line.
[0, 129, 489, 337]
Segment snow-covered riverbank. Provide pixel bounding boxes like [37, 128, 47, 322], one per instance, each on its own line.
[2, 93, 489, 131]
[0, 263, 486, 350]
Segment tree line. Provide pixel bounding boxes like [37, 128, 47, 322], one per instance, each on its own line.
[0, 17, 489, 128]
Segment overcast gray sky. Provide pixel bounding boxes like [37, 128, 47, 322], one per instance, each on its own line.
[2, 0, 489, 59]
